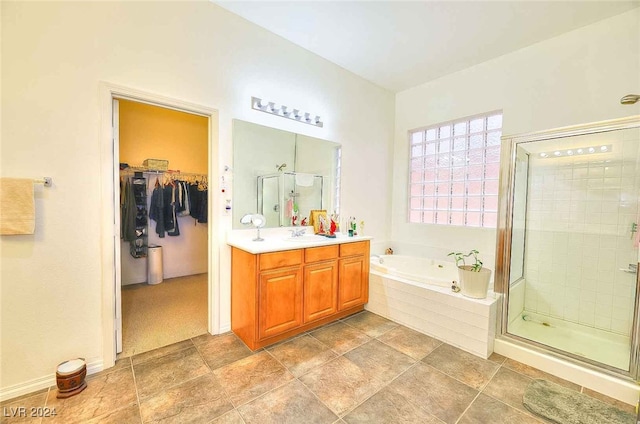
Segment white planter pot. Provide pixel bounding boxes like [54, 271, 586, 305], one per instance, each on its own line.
[457, 265, 491, 299]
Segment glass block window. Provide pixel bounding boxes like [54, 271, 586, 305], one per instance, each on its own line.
[408, 111, 502, 228]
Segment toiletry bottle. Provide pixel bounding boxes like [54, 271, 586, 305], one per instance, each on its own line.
[348, 216, 354, 237]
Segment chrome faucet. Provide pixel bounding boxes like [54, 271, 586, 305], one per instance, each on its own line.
[289, 228, 306, 237]
[371, 254, 384, 264]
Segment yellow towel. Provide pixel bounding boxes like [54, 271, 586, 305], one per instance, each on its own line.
[0, 178, 35, 235]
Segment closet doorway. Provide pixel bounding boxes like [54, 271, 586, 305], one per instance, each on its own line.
[116, 99, 210, 358]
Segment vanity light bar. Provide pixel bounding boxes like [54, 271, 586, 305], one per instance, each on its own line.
[251, 97, 323, 128]
[537, 144, 612, 159]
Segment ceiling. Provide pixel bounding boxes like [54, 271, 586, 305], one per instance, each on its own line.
[216, 1, 639, 92]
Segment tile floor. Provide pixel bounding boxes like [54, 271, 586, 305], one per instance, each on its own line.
[1, 311, 635, 424]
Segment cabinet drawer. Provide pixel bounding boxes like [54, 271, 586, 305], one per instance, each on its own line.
[305, 245, 339, 263]
[339, 241, 369, 257]
[259, 250, 303, 271]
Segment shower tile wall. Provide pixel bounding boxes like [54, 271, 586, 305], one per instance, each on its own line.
[523, 135, 639, 336]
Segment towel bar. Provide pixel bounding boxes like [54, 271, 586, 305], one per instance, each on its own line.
[34, 177, 52, 187]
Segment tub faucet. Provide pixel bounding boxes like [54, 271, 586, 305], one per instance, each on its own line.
[371, 254, 384, 264]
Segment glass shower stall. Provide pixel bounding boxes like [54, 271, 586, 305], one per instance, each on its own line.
[497, 116, 640, 377]
[257, 172, 325, 227]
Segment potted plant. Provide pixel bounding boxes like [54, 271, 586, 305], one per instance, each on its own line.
[447, 250, 491, 299]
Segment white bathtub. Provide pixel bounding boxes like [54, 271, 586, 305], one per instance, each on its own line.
[370, 255, 458, 288]
[367, 254, 500, 359]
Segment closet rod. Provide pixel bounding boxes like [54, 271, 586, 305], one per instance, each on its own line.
[120, 168, 207, 179]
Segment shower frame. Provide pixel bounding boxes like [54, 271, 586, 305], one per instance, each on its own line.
[495, 115, 640, 380]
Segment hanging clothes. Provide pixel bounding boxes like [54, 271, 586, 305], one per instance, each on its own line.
[167, 183, 180, 236]
[121, 178, 137, 242]
[197, 188, 208, 223]
[149, 179, 166, 238]
[189, 182, 201, 221]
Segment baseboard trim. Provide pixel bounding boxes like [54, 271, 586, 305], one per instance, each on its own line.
[0, 359, 104, 403]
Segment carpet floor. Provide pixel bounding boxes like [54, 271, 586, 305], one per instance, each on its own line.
[119, 273, 208, 358]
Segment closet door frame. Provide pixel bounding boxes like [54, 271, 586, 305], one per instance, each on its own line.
[99, 82, 221, 369]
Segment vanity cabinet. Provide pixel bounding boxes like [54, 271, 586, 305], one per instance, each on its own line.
[258, 266, 303, 339]
[304, 246, 339, 323]
[231, 240, 369, 350]
[338, 241, 370, 310]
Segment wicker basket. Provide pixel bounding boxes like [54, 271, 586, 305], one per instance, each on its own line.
[143, 159, 169, 171]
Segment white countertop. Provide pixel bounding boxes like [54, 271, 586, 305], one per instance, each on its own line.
[227, 226, 373, 254]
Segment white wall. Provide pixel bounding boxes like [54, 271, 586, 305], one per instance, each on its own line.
[393, 9, 640, 271]
[0, 1, 394, 397]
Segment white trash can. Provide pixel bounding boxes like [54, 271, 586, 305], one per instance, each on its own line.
[147, 245, 163, 285]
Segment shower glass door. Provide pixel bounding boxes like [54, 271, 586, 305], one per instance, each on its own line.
[502, 121, 640, 374]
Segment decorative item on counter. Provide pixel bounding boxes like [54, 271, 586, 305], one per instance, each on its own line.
[318, 213, 329, 234]
[292, 215, 298, 226]
[329, 216, 337, 235]
[385, 247, 394, 255]
[310, 210, 327, 234]
[348, 216, 357, 237]
[330, 213, 340, 232]
[301, 217, 308, 226]
[359, 220, 365, 236]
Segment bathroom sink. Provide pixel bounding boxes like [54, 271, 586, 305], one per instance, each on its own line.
[283, 234, 329, 242]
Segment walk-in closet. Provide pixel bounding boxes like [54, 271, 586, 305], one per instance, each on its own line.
[117, 99, 209, 358]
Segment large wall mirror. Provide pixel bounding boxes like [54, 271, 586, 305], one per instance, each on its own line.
[232, 119, 341, 229]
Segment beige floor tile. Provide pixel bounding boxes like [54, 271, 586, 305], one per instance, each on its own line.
[342, 311, 398, 337]
[133, 346, 209, 398]
[309, 322, 371, 355]
[131, 339, 193, 365]
[299, 356, 383, 416]
[87, 357, 131, 381]
[213, 350, 294, 407]
[209, 410, 245, 424]
[139, 373, 232, 424]
[191, 331, 227, 346]
[344, 339, 415, 382]
[84, 404, 141, 424]
[237, 380, 337, 424]
[0, 390, 49, 424]
[195, 332, 254, 371]
[342, 386, 442, 424]
[488, 352, 507, 364]
[503, 358, 581, 391]
[458, 393, 543, 424]
[482, 367, 534, 415]
[377, 326, 442, 360]
[45, 368, 137, 424]
[383, 362, 478, 424]
[267, 334, 337, 377]
[583, 387, 636, 414]
[422, 344, 499, 390]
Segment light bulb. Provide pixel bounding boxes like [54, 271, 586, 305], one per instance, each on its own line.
[577, 149, 583, 154]
[600, 146, 608, 152]
[567, 150, 573, 156]
[588, 147, 595, 153]
[539, 153, 548, 158]
[554, 151, 561, 156]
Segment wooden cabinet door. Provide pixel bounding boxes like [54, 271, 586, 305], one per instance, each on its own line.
[258, 266, 303, 340]
[338, 256, 368, 310]
[304, 261, 338, 323]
